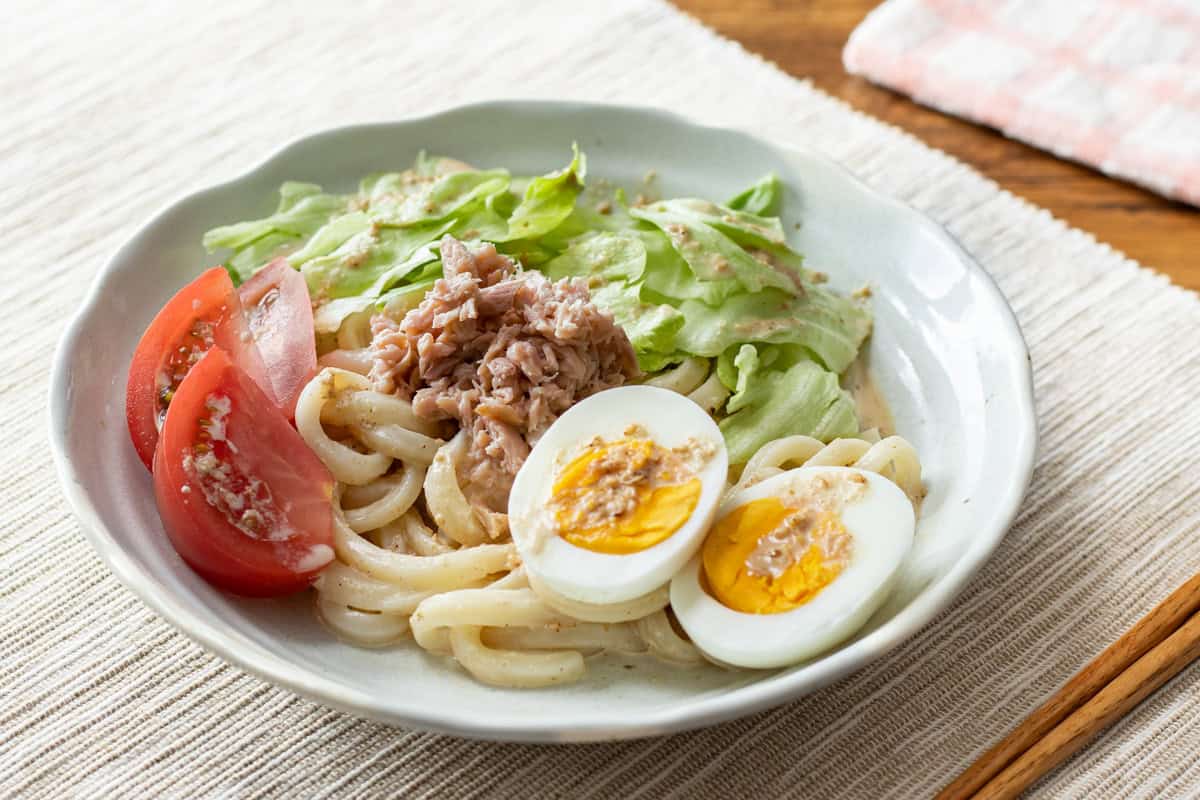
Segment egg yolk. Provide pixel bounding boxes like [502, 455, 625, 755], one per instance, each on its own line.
[702, 498, 851, 614]
[549, 437, 702, 555]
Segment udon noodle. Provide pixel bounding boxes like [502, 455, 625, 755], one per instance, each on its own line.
[297, 343, 923, 688]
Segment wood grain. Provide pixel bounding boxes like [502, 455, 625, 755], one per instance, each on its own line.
[936, 572, 1200, 799]
[672, 0, 1200, 290]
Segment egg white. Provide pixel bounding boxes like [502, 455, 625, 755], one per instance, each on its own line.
[508, 385, 728, 607]
[670, 466, 914, 669]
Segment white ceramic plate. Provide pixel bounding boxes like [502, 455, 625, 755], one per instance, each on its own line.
[49, 101, 1036, 742]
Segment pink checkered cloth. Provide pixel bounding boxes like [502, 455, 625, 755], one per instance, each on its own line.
[844, 0, 1200, 207]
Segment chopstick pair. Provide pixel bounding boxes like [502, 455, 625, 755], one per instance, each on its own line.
[937, 571, 1200, 799]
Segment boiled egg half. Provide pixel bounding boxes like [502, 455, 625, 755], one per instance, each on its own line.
[671, 466, 914, 669]
[508, 385, 728, 617]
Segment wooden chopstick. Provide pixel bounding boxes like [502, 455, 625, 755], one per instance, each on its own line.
[937, 571, 1200, 800]
[972, 609, 1200, 798]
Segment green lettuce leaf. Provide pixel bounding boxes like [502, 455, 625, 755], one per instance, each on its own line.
[368, 169, 510, 225]
[503, 145, 586, 241]
[727, 173, 783, 217]
[638, 351, 688, 373]
[203, 182, 347, 250]
[672, 286, 871, 374]
[542, 231, 647, 285]
[664, 197, 788, 248]
[629, 200, 801, 296]
[224, 233, 296, 283]
[536, 184, 639, 253]
[724, 344, 760, 413]
[637, 228, 743, 306]
[716, 346, 739, 391]
[301, 223, 448, 301]
[377, 262, 442, 316]
[358, 154, 470, 197]
[311, 257, 443, 334]
[311, 295, 375, 335]
[203, 182, 350, 281]
[286, 211, 373, 266]
[719, 359, 859, 463]
[202, 149, 876, 468]
[589, 282, 684, 360]
[442, 192, 516, 244]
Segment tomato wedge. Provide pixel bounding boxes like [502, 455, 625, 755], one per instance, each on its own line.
[237, 258, 318, 419]
[126, 267, 274, 470]
[153, 347, 334, 596]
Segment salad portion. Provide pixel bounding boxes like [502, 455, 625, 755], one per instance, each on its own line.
[127, 148, 922, 687]
[203, 148, 872, 463]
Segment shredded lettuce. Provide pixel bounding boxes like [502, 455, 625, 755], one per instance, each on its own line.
[202, 154, 873, 461]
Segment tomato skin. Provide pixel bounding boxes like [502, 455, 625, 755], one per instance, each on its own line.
[237, 258, 318, 420]
[153, 347, 334, 597]
[126, 267, 274, 470]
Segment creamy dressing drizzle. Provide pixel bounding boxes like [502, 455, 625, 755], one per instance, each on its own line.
[743, 471, 867, 579]
[842, 355, 895, 437]
[527, 426, 717, 554]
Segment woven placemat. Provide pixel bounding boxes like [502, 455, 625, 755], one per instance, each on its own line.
[5, 1, 1200, 797]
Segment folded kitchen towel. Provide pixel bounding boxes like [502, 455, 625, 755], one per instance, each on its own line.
[844, 0, 1200, 206]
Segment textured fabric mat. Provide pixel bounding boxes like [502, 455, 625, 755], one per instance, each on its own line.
[5, 1, 1200, 797]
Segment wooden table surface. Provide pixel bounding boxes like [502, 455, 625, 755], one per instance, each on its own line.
[674, 0, 1200, 291]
